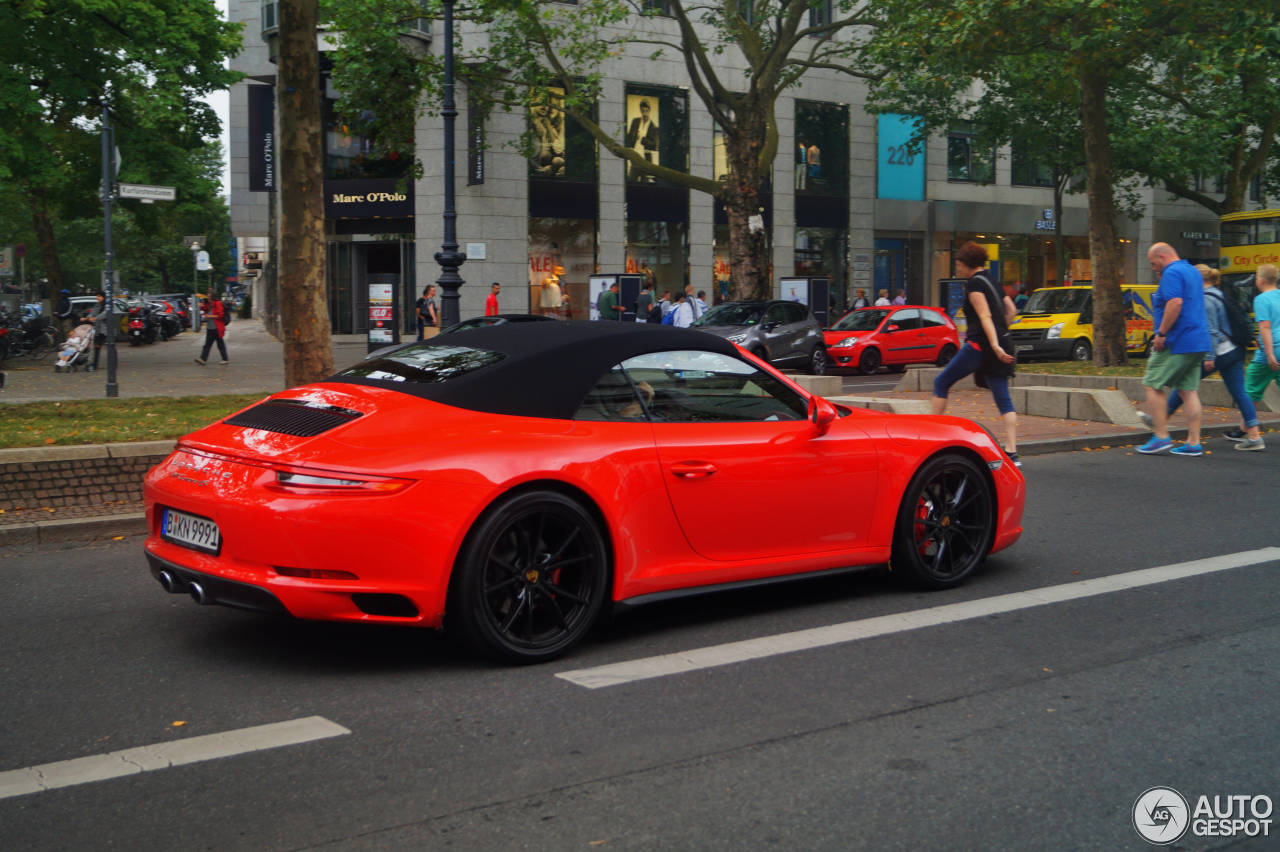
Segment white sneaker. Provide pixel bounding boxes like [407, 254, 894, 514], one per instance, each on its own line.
[1234, 437, 1265, 451]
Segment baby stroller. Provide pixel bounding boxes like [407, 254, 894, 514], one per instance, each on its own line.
[54, 321, 95, 372]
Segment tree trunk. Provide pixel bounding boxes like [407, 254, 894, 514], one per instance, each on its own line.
[277, 0, 333, 386]
[1079, 68, 1127, 367]
[29, 191, 64, 295]
[722, 113, 772, 302]
[1053, 176, 1067, 286]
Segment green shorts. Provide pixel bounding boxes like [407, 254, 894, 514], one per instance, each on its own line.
[1144, 349, 1206, 391]
[1244, 361, 1280, 400]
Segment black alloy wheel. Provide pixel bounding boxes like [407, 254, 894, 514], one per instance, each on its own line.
[891, 454, 995, 589]
[808, 346, 828, 375]
[936, 344, 957, 366]
[452, 490, 609, 663]
[1071, 339, 1092, 361]
[859, 347, 881, 375]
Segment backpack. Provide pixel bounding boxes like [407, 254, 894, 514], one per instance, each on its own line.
[1205, 290, 1252, 350]
[220, 300, 232, 324]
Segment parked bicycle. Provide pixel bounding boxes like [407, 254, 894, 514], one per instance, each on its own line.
[0, 305, 58, 363]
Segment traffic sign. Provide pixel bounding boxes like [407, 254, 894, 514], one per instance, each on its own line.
[118, 183, 176, 201]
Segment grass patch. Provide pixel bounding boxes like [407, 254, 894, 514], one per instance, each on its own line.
[0, 394, 266, 449]
[1022, 361, 1147, 378]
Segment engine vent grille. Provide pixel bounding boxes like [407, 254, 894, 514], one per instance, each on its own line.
[224, 400, 363, 437]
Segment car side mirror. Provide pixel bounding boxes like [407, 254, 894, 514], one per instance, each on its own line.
[763, 321, 779, 331]
[886, 324, 900, 332]
[809, 396, 837, 435]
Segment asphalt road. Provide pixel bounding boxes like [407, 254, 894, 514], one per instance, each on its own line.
[2, 446, 1278, 850]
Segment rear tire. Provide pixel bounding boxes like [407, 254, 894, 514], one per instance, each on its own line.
[858, 348, 881, 375]
[936, 344, 957, 366]
[450, 490, 609, 663]
[891, 454, 995, 589]
[807, 346, 828, 375]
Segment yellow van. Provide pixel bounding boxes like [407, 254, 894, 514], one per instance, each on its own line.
[1007, 284, 1157, 361]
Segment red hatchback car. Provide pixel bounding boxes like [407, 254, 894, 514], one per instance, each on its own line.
[824, 306, 960, 374]
[144, 322, 1022, 662]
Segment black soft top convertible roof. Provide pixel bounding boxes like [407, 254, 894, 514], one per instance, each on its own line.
[328, 321, 741, 420]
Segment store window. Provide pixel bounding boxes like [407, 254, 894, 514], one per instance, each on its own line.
[625, 84, 689, 296]
[529, 219, 596, 320]
[795, 227, 846, 280]
[947, 122, 994, 183]
[795, 100, 848, 198]
[529, 85, 598, 316]
[626, 220, 689, 299]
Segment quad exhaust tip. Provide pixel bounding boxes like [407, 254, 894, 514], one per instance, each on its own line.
[188, 581, 208, 605]
[158, 570, 186, 594]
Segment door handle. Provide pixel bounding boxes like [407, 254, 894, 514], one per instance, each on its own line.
[670, 461, 717, 479]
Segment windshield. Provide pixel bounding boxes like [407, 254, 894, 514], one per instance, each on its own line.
[694, 303, 765, 327]
[334, 343, 504, 384]
[1023, 288, 1091, 314]
[830, 308, 889, 331]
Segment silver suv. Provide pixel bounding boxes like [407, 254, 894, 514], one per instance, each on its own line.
[692, 300, 827, 374]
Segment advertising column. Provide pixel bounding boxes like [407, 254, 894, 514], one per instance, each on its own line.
[367, 276, 400, 352]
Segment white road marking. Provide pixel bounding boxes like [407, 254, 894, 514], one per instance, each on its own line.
[0, 716, 350, 800]
[557, 547, 1280, 689]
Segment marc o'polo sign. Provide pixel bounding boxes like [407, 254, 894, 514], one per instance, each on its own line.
[324, 179, 414, 218]
[247, 84, 274, 192]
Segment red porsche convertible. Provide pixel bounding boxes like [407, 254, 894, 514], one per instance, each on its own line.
[144, 322, 1024, 662]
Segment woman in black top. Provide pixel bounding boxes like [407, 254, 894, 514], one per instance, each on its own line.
[930, 241, 1020, 465]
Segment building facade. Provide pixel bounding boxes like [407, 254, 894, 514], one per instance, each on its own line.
[227, 1, 1236, 334]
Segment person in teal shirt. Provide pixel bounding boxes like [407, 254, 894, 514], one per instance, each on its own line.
[1244, 263, 1280, 449]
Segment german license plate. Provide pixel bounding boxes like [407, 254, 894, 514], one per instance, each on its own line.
[1016, 344, 1033, 352]
[162, 508, 221, 554]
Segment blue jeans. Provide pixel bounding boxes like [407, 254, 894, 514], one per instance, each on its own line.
[1168, 345, 1257, 428]
[933, 343, 1015, 415]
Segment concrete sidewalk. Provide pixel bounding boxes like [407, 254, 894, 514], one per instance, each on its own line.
[2, 321, 1275, 545]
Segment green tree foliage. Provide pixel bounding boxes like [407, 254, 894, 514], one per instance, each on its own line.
[0, 0, 242, 295]
[327, 0, 886, 300]
[865, 0, 1279, 365]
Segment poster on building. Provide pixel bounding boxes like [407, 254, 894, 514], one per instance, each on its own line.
[877, 114, 925, 201]
[529, 88, 565, 178]
[625, 94, 661, 180]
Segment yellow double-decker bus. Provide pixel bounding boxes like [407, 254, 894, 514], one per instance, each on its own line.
[1219, 208, 1280, 312]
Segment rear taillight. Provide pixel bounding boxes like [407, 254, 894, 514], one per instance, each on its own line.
[267, 469, 412, 495]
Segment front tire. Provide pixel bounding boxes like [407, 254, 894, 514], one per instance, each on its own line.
[891, 454, 995, 589]
[1070, 339, 1092, 361]
[450, 490, 609, 663]
[858, 348, 882, 375]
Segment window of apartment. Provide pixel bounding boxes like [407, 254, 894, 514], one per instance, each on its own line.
[1249, 174, 1262, 203]
[809, 0, 832, 28]
[642, 0, 671, 15]
[323, 84, 410, 180]
[947, 123, 994, 183]
[1011, 143, 1053, 187]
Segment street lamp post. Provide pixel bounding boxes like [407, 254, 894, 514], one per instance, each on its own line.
[100, 104, 119, 398]
[434, 0, 466, 327]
